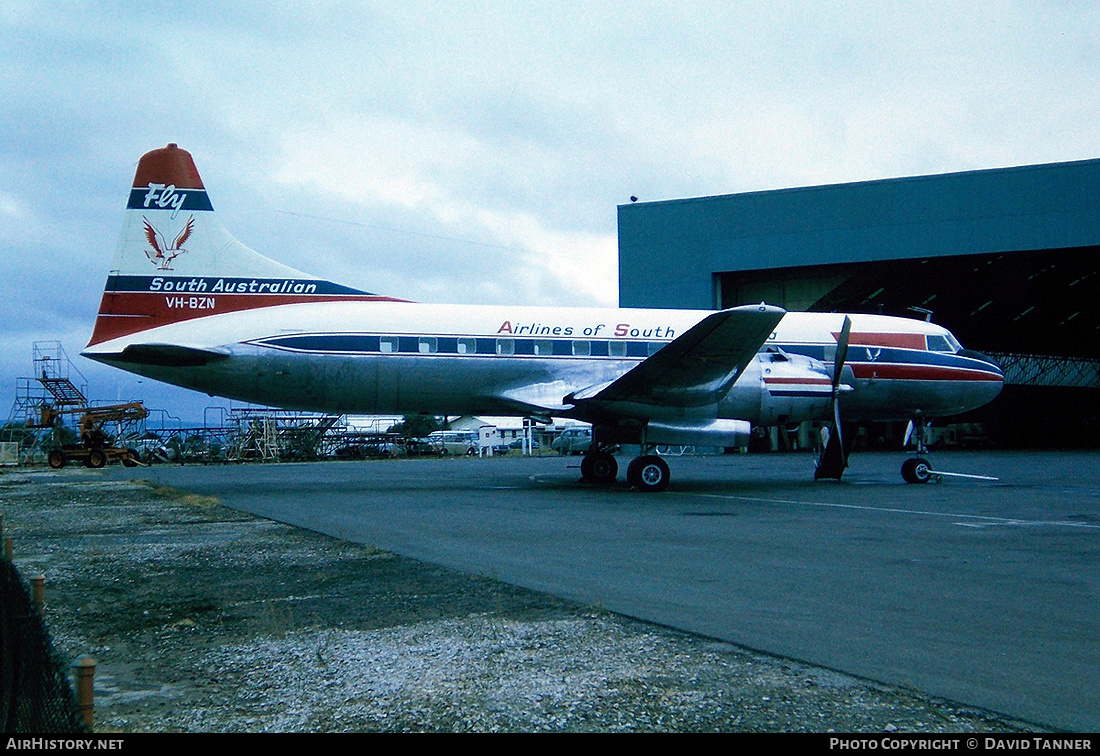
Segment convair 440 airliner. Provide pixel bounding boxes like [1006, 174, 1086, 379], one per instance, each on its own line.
[83, 144, 1004, 490]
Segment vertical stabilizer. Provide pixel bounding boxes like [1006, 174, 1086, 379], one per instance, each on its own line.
[88, 144, 399, 347]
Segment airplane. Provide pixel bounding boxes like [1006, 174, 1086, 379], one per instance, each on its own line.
[82, 144, 1005, 490]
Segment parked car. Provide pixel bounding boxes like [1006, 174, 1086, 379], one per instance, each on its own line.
[551, 427, 592, 455]
[363, 440, 402, 458]
[429, 430, 480, 456]
[403, 437, 443, 456]
[334, 441, 402, 459]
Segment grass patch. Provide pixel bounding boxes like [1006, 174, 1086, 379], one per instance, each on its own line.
[135, 479, 222, 509]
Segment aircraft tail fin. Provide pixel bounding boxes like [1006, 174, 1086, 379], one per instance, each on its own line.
[87, 143, 399, 347]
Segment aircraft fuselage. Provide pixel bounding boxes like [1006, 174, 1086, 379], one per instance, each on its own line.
[87, 300, 1004, 426]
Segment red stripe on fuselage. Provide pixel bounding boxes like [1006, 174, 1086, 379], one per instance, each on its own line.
[833, 332, 927, 349]
[87, 291, 409, 345]
[850, 363, 1003, 382]
[763, 377, 832, 385]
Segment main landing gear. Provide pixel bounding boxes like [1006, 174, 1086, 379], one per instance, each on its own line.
[580, 447, 671, 492]
[580, 449, 617, 485]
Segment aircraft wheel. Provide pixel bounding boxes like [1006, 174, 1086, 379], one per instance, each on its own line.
[901, 457, 933, 484]
[47, 450, 67, 470]
[581, 451, 617, 485]
[628, 454, 670, 492]
[88, 449, 107, 469]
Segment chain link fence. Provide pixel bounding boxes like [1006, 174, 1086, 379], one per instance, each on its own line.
[1, 559, 88, 732]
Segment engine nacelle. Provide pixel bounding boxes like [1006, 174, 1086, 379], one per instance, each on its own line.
[721, 350, 836, 425]
[645, 419, 752, 448]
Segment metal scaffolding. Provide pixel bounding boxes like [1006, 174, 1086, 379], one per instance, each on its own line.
[3, 343, 94, 465]
[987, 352, 1100, 389]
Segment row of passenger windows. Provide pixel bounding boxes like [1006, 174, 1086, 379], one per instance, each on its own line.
[265, 334, 667, 358]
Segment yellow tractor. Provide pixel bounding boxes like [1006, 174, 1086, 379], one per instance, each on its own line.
[42, 402, 149, 469]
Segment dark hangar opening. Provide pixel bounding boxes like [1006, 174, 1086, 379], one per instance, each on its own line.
[717, 245, 1100, 359]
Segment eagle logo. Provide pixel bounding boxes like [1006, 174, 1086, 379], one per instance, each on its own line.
[142, 215, 194, 270]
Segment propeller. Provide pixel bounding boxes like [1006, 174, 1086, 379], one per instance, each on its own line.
[815, 316, 852, 481]
[831, 315, 851, 444]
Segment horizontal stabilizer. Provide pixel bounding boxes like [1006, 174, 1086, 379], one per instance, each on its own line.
[112, 344, 230, 367]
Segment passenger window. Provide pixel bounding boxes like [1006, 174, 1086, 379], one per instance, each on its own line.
[609, 342, 627, 358]
[457, 337, 476, 355]
[496, 338, 515, 356]
[534, 340, 553, 356]
[573, 341, 591, 356]
[419, 337, 437, 354]
[380, 336, 398, 353]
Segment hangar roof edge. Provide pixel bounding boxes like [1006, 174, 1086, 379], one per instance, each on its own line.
[617, 156, 1100, 209]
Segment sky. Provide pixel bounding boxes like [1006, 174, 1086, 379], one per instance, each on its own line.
[2, 1, 1098, 423]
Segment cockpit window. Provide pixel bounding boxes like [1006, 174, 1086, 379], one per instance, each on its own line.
[927, 334, 959, 353]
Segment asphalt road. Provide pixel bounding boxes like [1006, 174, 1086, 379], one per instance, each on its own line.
[111, 449, 1100, 731]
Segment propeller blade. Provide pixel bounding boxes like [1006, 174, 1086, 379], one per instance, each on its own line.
[831, 315, 852, 454]
[833, 316, 852, 392]
[832, 387, 843, 451]
[816, 316, 855, 482]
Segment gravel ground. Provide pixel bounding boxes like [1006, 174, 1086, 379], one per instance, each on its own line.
[0, 467, 1047, 733]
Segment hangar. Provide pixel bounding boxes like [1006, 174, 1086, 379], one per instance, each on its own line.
[617, 159, 1100, 448]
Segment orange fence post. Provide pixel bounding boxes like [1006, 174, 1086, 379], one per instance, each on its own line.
[72, 655, 96, 731]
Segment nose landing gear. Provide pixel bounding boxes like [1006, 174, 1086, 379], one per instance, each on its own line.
[901, 456, 934, 484]
[900, 417, 999, 484]
[901, 417, 934, 484]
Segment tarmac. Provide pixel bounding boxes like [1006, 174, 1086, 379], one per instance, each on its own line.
[100, 448, 1100, 732]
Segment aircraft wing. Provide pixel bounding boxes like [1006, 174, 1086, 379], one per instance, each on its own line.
[571, 304, 786, 408]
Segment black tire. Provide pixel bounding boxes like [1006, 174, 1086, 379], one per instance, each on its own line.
[88, 449, 107, 469]
[581, 451, 618, 485]
[47, 450, 67, 470]
[628, 454, 670, 492]
[902, 457, 933, 484]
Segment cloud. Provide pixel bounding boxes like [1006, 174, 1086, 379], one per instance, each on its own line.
[2, 1, 1099, 418]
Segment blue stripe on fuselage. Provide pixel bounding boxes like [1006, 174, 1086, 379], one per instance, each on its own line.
[252, 334, 660, 358]
[247, 334, 1002, 379]
[779, 343, 1002, 376]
